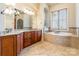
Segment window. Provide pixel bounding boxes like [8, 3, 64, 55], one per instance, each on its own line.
[51, 8, 67, 31]
[51, 11, 59, 30]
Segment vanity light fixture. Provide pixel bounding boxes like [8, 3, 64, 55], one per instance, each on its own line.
[23, 9, 35, 15]
[1, 7, 13, 15]
[0, 4, 34, 15]
[1, 8, 23, 15]
[1, 8, 35, 15]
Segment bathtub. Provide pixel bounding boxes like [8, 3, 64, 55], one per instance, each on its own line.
[44, 32, 77, 47]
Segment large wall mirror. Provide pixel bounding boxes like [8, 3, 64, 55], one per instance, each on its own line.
[15, 14, 32, 30]
[1, 13, 32, 31]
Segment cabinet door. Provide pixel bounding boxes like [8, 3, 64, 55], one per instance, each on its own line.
[31, 31, 35, 43]
[37, 30, 42, 41]
[31, 31, 42, 43]
[2, 35, 14, 56]
[23, 32, 32, 48]
[0, 38, 1, 56]
[34, 31, 38, 42]
[32, 30, 42, 43]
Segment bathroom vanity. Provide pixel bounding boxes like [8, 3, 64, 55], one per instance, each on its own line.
[0, 29, 42, 56]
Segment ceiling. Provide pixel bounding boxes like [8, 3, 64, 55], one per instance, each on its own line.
[47, 3, 58, 7]
[2, 3, 58, 12]
[2, 3, 39, 12]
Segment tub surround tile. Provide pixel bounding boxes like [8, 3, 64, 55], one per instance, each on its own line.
[44, 32, 79, 48]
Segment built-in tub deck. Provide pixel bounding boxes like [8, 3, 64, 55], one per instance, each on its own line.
[44, 32, 79, 49]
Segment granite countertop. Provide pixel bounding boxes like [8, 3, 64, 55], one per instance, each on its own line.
[0, 29, 41, 36]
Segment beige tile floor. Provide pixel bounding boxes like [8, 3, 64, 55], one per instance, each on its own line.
[19, 41, 79, 56]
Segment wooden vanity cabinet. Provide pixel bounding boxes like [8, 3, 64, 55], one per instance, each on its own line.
[0, 30, 42, 56]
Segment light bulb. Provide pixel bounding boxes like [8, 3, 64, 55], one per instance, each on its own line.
[23, 9, 35, 15]
[4, 9, 9, 14]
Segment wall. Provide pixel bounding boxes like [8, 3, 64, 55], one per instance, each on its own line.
[32, 4, 49, 29]
[76, 4, 79, 27]
[76, 4, 79, 36]
[31, 14, 37, 29]
[50, 3, 76, 27]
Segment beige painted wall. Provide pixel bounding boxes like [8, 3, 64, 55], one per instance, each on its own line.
[76, 3, 79, 27]
[50, 3, 76, 27]
[32, 4, 49, 29]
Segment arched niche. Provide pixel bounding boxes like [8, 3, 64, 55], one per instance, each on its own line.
[17, 19, 23, 29]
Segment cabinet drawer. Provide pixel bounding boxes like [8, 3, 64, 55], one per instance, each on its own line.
[24, 35, 32, 39]
[24, 32, 32, 38]
[24, 32, 31, 36]
[24, 37, 32, 42]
